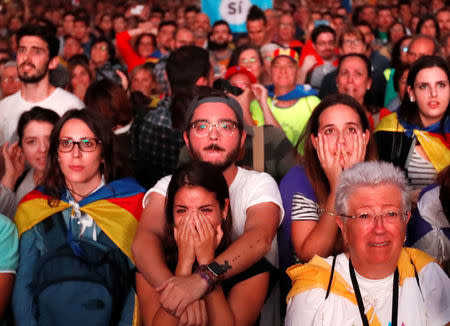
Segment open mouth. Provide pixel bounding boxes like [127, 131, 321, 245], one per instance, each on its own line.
[368, 241, 390, 247]
[204, 144, 225, 152]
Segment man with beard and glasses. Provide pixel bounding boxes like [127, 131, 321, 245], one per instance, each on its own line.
[133, 88, 284, 326]
[0, 24, 83, 146]
[209, 20, 233, 79]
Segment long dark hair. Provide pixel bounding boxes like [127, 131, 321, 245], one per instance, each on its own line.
[84, 78, 133, 127]
[42, 109, 121, 206]
[166, 46, 211, 130]
[67, 54, 94, 93]
[398, 55, 450, 129]
[416, 15, 441, 41]
[163, 161, 232, 271]
[300, 93, 377, 205]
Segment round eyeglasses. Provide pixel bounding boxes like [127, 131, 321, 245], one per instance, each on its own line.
[58, 138, 102, 152]
[190, 120, 238, 137]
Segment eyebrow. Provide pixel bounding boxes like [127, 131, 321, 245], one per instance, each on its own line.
[321, 122, 360, 129]
[19, 45, 48, 51]
[59, 136, 95, 140]
[174, 204, 214, 209]
[191, 118, 238, 124]
[415, 80, 449, 85]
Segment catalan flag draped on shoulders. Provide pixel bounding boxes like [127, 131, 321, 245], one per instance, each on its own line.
[374, 112, 450, 173]
[15, 177, 145, 262]
[13, 177, 145, 326]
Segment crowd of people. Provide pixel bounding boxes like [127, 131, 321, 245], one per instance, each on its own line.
[0, 0, 448, 325]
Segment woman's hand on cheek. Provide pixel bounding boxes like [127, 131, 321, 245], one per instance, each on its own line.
[316, 133, 343, 191]
[192, 211, 216, 265]
[342, 130, 367, 170]
[175, 214, 196, 275]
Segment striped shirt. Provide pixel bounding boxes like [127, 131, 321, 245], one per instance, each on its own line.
[291, 193, 319, 221]
[407, 150, 437, 190]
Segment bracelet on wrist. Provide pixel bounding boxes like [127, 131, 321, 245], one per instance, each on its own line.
[318, 207, 339, 216]
[195, 264, 224, 294]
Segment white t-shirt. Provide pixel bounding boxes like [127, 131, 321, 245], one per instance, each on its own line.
[0, 88, 84, 144]
[285, 253, 450, 326]
[143, 166, 285, 267]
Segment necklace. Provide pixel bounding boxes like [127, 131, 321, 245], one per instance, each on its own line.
[67, 184, 99, 201]
[348, 259, 399, 326]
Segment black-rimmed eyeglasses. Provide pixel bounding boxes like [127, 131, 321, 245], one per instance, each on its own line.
[58, 138, 102, 152]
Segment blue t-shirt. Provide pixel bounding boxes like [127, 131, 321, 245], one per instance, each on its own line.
[0, 213, 18, 273]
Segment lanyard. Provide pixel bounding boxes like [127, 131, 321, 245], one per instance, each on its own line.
[348, 259, 399, 326]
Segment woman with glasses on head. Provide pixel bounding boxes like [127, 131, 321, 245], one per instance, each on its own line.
[285, 161, 450, 326]
[12, 109, 145, 326]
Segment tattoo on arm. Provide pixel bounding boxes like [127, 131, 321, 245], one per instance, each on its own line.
[220, 260, 232, 272]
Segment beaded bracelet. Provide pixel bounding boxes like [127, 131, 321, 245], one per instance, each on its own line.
[195, 265, 217, 293]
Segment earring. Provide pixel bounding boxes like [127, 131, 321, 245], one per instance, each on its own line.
[57, 157, 60, 162]
[410, 96, 415, 102]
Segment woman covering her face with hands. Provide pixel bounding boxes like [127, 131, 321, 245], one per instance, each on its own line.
[279, 93, 376, 271]
[137, 161, 271, 326]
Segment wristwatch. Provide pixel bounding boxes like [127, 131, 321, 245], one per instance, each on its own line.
[196, 262, 226, 293]
[206, 261, 226, 278]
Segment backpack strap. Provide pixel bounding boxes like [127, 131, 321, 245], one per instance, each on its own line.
[40, 213, 68, 253]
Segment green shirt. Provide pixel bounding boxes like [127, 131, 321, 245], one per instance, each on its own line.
[250, 96, 320, 153]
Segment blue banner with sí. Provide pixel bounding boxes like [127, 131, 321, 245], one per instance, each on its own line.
[201, 0, 273, 33]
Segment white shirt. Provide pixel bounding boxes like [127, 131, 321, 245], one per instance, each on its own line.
[286, 253, 450, 326]
[0, 88, 84, 144]
[143, 166, 285, 267]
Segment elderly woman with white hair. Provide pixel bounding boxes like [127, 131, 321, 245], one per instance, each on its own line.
[285, 161, 450, 326]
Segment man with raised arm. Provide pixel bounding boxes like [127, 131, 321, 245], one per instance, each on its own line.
[133, 88, 283, 326]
